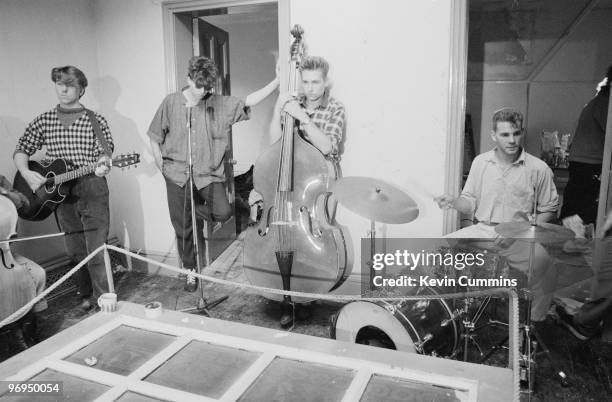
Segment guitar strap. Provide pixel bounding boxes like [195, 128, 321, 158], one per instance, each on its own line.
[85, 109, 112, 157]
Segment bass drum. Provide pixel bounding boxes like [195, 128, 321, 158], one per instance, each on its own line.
[331, 287, 459, 357]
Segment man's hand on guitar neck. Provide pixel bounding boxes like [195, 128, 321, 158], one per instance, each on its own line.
[95, 155, 111, 177]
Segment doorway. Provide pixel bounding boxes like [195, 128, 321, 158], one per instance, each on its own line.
[162, 1, 282, 262]
[450, 0, 612, 231]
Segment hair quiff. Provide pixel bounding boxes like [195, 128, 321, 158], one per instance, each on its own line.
[51, 66, 88, 90]
[299, 56, 329, 78]
[492, 108, 524, 131]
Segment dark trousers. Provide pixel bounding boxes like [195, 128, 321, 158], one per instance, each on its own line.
[164, 178, 231, 268]
[560, 161, 601, 225]
[56, 175, 110, 299]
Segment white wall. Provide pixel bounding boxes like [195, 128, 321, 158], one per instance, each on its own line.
[91, 0, 175, 269]
[289, 0, 452, 283]
[0, 0, 99, 262]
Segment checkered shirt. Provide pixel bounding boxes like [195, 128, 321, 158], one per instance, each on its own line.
[297, 92, 345, 162]
[15, 107, 114, 168]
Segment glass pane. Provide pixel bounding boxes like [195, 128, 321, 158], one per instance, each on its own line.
[239, 357, 354, 402]
[145, 340, 260, 399]
[360, 374, 467, 402]
[64, 326, 176, 376]
[0, 369, 109, 402]
[116, 391, 167, 402]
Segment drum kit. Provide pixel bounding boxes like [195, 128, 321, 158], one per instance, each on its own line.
[328, 176, 575, 392]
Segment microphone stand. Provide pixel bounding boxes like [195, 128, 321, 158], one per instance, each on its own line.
[180, 102, 228, 316]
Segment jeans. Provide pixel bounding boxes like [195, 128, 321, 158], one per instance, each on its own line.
[56, 175, 110, 299]
[560, 161, 601, 225]
[164, 178, 231, 268]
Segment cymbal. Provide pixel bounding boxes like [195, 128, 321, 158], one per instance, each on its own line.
[495, 221, 575, 244]
[331, 177, 419, 224]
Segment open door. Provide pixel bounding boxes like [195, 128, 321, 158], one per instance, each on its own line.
[194, 18, 237, 262]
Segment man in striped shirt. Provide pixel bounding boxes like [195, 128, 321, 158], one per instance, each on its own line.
[14, 66, 113, 313]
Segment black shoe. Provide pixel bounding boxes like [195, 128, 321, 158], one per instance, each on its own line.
[10, 327, 29, 353]
[21, 315, 39, 346]
[184, 269, 198, 292]
[296, 303, 313, 321]
[280, 302, 294, 329]
[555, 305, 600, 341]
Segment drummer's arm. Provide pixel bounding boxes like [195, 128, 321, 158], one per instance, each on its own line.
[452, 196, 475, 215]
[434, 195, 474, 215]
[535, 167, 559, 224]
[436, 164, 477, 214]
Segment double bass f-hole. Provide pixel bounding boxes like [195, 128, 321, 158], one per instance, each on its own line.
[257, 205, 274, 237]
[298, 205, 323, 239]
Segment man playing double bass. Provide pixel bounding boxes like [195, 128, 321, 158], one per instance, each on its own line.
[270, 55, 346, 327]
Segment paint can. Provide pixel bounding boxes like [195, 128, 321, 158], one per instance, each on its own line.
[144, 301, 163, 318]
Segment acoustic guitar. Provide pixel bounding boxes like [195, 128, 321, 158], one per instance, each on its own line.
[13, 153, 140, 221]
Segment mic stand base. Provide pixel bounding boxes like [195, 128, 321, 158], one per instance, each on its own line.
[181, 293, 229, 317]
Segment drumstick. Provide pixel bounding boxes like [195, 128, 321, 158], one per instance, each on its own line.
[403, 178, 437, 201]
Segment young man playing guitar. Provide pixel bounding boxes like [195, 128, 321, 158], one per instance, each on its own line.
[14, 66, 113, 312]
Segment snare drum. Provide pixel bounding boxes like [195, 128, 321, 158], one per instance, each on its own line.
[331, 287, 459, 357]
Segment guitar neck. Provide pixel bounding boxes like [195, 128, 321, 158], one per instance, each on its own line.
[53, 163, 98, 185]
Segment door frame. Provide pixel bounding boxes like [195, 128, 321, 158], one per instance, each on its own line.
[162, 0, 288, 95]
[444, 0, 469, 234]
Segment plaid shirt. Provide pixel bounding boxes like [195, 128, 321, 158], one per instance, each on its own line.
[297, 91, 345, 162]
[15, 107, 114, 168]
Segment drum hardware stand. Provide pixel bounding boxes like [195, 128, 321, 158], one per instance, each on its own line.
[520, 237, 569, 394]
[180, 105, 228, 317]
[414, 334, 433, 353]
[367, 220, 382, 290]
[459, 294, 495, 361]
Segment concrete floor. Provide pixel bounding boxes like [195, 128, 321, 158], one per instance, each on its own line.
[2, 239, 612, 402]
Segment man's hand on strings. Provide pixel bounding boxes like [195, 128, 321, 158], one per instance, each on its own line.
[95, 155, 112, 177]
[21, 170, 46, 193]
[277, 92, 307, 120]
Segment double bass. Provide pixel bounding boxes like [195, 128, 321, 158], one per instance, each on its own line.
[243, 25, 349, 303]
[0, 196, 18, 269]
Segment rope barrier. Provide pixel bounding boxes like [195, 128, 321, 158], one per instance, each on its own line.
[0, 244, 106, 329]
[105, 244, 518, 302]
